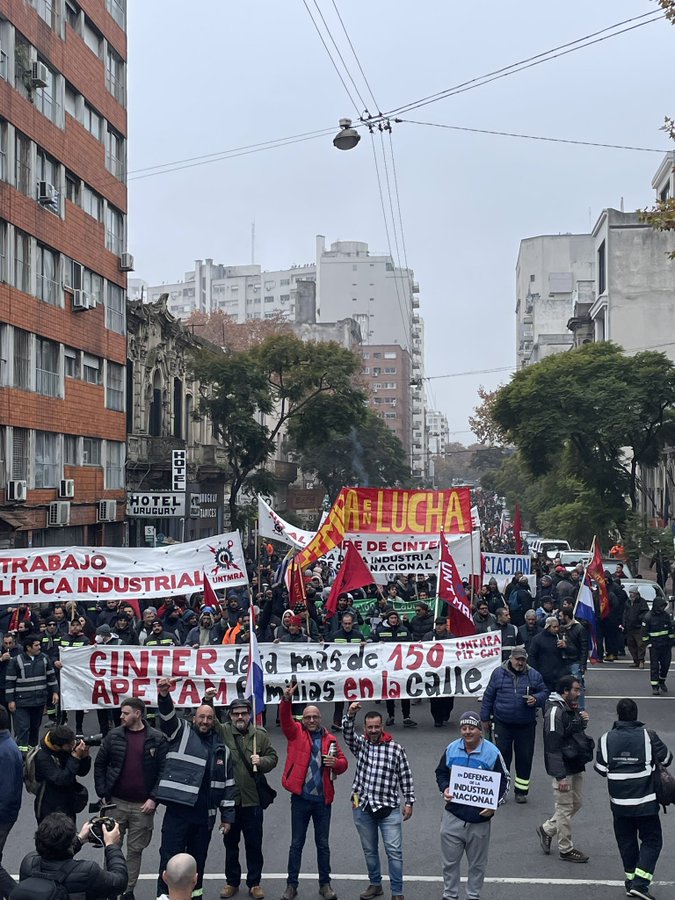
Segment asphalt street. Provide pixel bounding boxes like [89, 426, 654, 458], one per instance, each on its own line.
[4, 657, 675, 900]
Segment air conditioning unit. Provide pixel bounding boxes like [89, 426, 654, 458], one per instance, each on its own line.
[72, 290, 92, 311]
[6, 480, 27, 502]
[119, 252, 134, 272]
[48, 501, 71, 527]
[59, 478, 75, 498]
[38, 181, 57, 205]
[97, 499, 117, 522]
[30, 61, 49, 88]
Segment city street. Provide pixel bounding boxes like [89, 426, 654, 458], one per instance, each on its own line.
[4, 656, 675, 900]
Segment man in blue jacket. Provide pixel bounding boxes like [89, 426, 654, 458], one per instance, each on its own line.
[0, 703, 22, 898]
[480, 646, 548, 803]
[435, 711, 510, 900]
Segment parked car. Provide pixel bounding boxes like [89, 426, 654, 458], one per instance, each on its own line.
[558, 550, 591, 571]
[530, 538, 571, 560]
[619, 579, 666, 610]
[602, 559, 634, 579]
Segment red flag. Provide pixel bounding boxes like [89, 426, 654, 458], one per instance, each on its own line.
[438, 534, 476, 637]
[587, 537, 611, 619]
[324, 542, 375, 620]
[513, 503, 523, 555]
[203, 573, 220, 610]
[288, 557, 307, 607]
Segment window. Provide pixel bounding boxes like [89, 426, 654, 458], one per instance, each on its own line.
[0, 120, 6, 182]
[280, 278, 290, 286]
[13, 229, 31, 293]
[14, 35, 31, 99]
[35, 337, 60, 397]
[34, 431, 59, 488]
[384, 367, 397, 374]
[82, 184, 103, 221]
[13, 330, 31, 389]
[383, 352, 397, 359]
[105, 205, 124, 255]
[82, 269, 102, 305]
[63, 434, 78, 465]
[15, 132, 31, 195]
[36, 145, 61, 211]
[82, 437, 101, 465]
[65, 1, 80, 31]
[264, 295, 274, 303]
[105, 45, 125, 104]
[373, 352, 382, 359]
[105, 441, 124, 488]
[30, 0, 56, 28]
[64, 83, 78, 117]
[83, 353, 101, 385]
[597, 240, 606, 296]
[65, 170, 80, 204]
[106, 361, 124, 410]
[383, 382, 397, 389]
[0, 426, 5, 485]
[362, 367, 370, 375]
[64, 347, 80, 378]
[106, 0, 126, 28]
[82, 103, 102, 141]
[82, 18, 102, 56]
[384, 412, 397, 419]
[36, 244, 59, 306]
[34, 59, 58, 124]
[0, 220, 6, 283]
[280, 294, 290, 303]
[106, 282, 125, 334]
[12, 428, 29, 480]
[105, 126, 125, 180]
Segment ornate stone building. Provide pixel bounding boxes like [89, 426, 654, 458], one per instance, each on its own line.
[126, 295, 229, 545]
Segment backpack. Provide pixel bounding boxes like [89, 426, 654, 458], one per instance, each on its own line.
[23, 745, 43, 795]
[648, 731, 675, 809]
[9, 866, 71, 900]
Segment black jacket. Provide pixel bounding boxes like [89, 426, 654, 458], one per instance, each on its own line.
[543, 692, 589, 779]
[624, 596, 649, 631]
[94, 722, 167, 801]
[18, 846, 127, 899]
[34, 740, 91, 821]
[517, 622, 541, 651]
[595, 720, 672, 816]
[561, 620, 589, 668]
[408, 612, 435, 641]
[528, 630, 570, 692]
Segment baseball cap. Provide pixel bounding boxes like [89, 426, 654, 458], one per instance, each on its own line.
[510, 646, 528, 659]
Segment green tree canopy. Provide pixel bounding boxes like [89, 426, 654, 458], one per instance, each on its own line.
[192, 334, 366, 528]
[289, 407, 410, 503]
[490, 342, 675, 516]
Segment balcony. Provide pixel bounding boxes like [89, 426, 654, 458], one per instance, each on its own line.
[272, 459, 298, 483]
[412, 297, 420, 309]
[412, 282, 420, 294]
[127, 435, 186, 465]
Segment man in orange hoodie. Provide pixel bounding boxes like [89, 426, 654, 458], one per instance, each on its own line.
[279, 683, 348, 900]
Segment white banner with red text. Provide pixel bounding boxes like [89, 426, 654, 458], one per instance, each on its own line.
[60, 634, 502, 709]
[0, 532, 248, 606]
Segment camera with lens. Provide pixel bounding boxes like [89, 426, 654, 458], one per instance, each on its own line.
[87, 803, 117, 848]
[75, 732, 104, 747]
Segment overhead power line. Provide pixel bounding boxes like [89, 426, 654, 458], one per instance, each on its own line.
[329, 0, 381, 113]
[383, 11, 665, 118]
[301, 0, 362, 112]
[399, 119, 666, 153]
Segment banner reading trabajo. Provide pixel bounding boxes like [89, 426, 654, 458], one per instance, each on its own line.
[0, 532, 248, 606]
[60, 635, 502, 710]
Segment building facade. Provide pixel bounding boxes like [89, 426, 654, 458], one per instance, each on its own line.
[516, 234, 595, 368]
[0, 0, 128, 548]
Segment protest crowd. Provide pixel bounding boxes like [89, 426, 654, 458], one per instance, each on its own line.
[0, 489, 673, 900]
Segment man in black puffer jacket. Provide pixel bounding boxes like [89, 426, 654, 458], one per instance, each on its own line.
[15, 811, 127, 899]
[94, 697, 167, 900]
[34, 725, 91, 823]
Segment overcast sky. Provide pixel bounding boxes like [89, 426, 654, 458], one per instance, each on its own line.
[127, 1, 674, 438]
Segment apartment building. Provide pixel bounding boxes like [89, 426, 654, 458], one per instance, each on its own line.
[0, 0, 128, 548]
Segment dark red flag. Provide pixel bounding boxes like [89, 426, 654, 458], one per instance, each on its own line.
[203, 573, 220, 610]
[587, 537, 611, 619]
[438, 533, 476, 637]
[513, 503, 523, 554]
[287, 556, 307, 608]
[324, 542, 375, 620]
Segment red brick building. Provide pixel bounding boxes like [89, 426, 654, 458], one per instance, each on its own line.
[0, 0, 128, 548]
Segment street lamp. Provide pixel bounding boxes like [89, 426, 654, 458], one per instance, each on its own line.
[333, 118, 361, 151]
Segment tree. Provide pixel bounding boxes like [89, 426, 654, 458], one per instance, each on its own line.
[490, 342, 675, 516]
[186, 309, 292, 350]
[290, 408, 410, 502]
[192, 334, 366, 528]
[469, 386, 508, 445]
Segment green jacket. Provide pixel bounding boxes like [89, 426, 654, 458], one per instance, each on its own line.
[216, 721, 278, 807]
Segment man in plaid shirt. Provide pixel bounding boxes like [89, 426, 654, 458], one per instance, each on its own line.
[343, 702, 415, 900]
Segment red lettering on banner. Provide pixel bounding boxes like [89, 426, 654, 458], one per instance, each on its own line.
[123, 650, 148, 678]
[172, 649, 191, 677]
[358, 678, 374, 699]
[382, 670, 401, 699]
[92, 681, 111, 704]
[91, 555, 107, 570]
[387, 645, 405, 671]
[195, 649, 217, 675]
[152, 649, 172, 675]
[344, 677, 357, 700]
[90, 650, 106, 677]
[55, 577, 71, 593]
[38, 578, 54, 594]
[177, 680, 201, 706]
[203, 679, 229, 704]
[155, 576, 171, 591]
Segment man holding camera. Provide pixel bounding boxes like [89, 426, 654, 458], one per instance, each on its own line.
[94, 696, 167, 900]
[33, 724, 91, 823]
[13, 811, 128, 899]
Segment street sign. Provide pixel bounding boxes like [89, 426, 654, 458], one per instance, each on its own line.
[172, 449, 187, 492]
[127, 492, 186, 518]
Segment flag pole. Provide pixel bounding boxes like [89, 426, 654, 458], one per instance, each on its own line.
[469, 526, 476, 608]
[434, 531, 443, 623]
[250, 605, 258, 771]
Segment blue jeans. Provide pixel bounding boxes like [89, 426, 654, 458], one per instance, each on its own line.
[353, 805, 404, 895]
[287, 795, 332, 887]
[568, 663, 586, 710]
